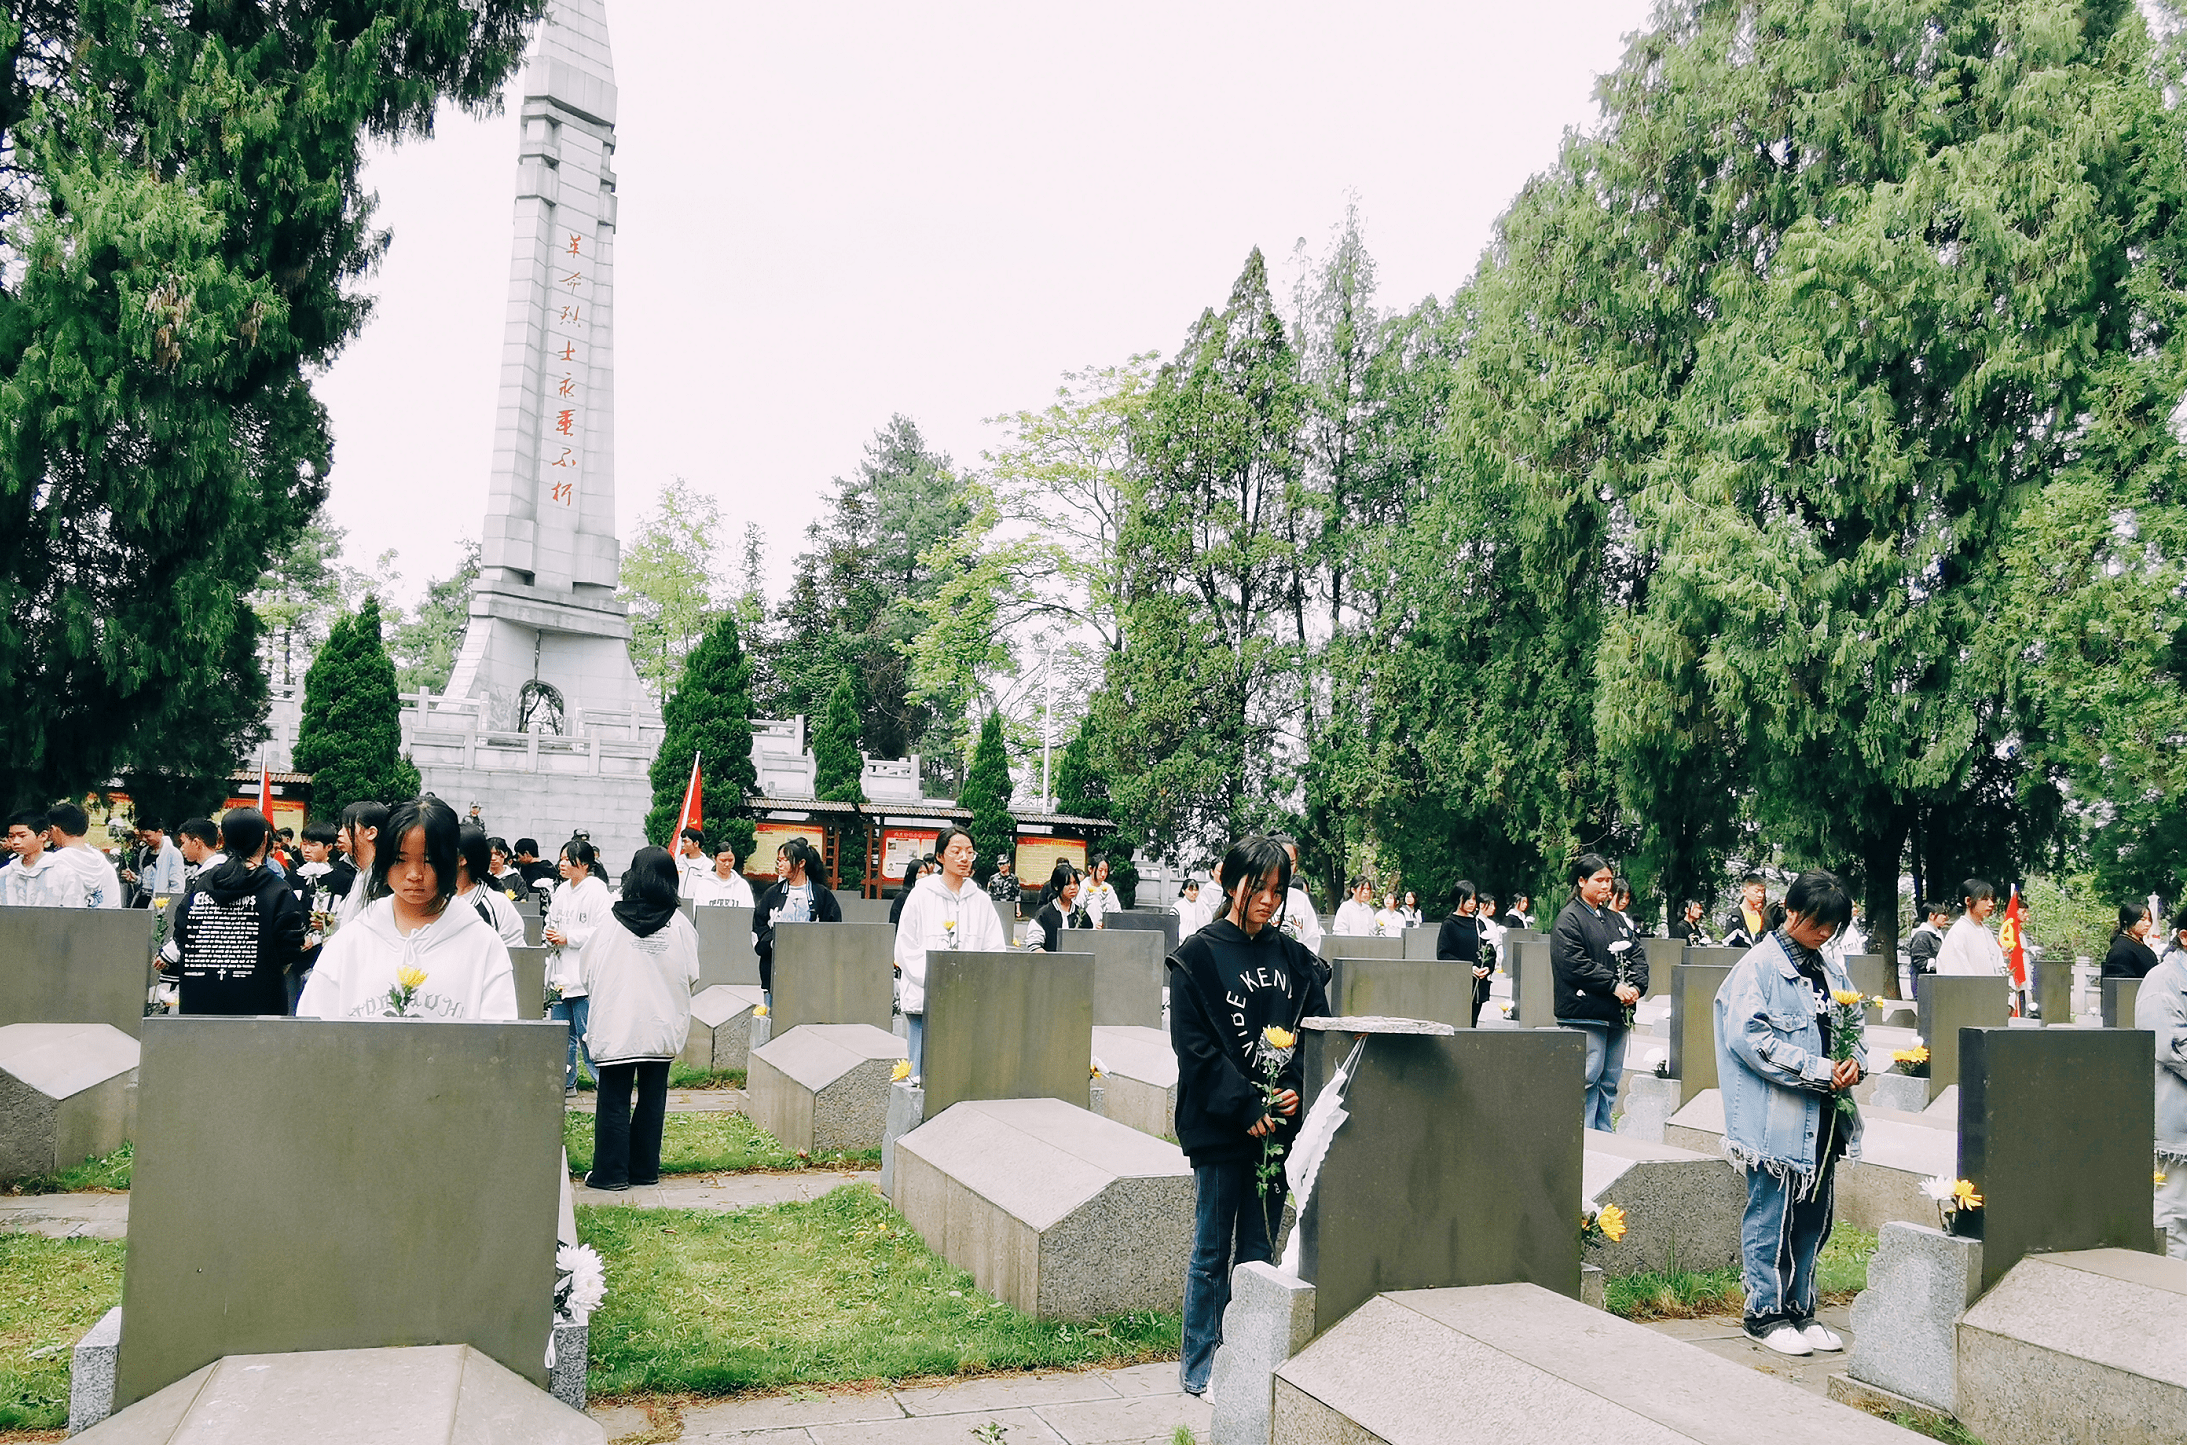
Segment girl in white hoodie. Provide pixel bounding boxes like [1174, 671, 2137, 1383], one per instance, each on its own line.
[579, 847, 700, 1190]
[545, 837, 612, 1093]
[893, 825, 1008, 1081]
[297, 797, 518, 1022]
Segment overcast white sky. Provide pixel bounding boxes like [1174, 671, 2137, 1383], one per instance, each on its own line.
[313, 0, 1657, 607]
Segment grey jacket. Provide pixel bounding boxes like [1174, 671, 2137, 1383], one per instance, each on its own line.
[2136, 953, 2187, 1164]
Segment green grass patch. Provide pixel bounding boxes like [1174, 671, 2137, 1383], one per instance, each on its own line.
[578, 1185, 1177, 1395]
[1604, 1224, 1876, 1322]
[563, 1110, 876, 1176]
[668, 1062, 746, 1090]
[1, 1143, 134, 1197]
[0, 1234, 126, 1430]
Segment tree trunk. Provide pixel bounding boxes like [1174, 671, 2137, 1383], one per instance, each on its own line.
[1864, 819, 1909, 998]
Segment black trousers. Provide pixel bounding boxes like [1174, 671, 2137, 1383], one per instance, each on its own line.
[591, 1059, 670, 1188]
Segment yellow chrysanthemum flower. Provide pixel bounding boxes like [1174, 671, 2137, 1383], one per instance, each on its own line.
[1262, 1026, 1297, 1051]
[891, 1060, 912, 1082]
[754, 1005, 768, 1018]
[1597, 1203, 1628, 1243]
[1951, 1179, 1983, 1210]
[2157, 1171, 2169, 1186]
[396, 967, 428, 991]
[1830, 989, 1862, 1008]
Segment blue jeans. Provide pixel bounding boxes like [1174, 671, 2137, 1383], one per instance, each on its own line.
[905, 1013, 925, 1081]
[550, 996, 594, 1090]
[1562, 1021, 1630, 1133]
[1740, 1159, 1837, 1331]
[1181, 1160, 1278, 1394]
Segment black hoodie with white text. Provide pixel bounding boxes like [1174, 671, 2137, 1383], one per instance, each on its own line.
[1165, 917, 1331, 1168]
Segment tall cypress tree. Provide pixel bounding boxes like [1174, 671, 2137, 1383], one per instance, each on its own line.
[294, 597, 420, 819]
[813, 672, 867, 889]
[646, 611, 759, 848]
[959, 711, 1016, 885]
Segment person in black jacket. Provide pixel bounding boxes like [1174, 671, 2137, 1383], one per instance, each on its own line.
[1032, 861, 1091, 951]
[753, 836, 842, 997]
[159, 808, 305, 1017]
[1435, 880, 1496, 1027]
[2104, 904, 2160, 980]
[1167, 835, 1330, 1397]
[889, 855, 936, 926]
[1550, 852, 1646, 1133]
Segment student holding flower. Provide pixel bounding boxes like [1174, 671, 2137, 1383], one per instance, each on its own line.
[1166, 835, 1330, 1397]
[893, 826, 1007, 1081]
[1711, 868, 1864, 1358]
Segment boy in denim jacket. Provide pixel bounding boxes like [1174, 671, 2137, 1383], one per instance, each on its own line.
[1712, 869, 1865, 1357]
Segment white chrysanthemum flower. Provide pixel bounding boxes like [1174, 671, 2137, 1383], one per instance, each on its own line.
[1919, 1174, 1958, 1204]
[556, 1243, 606, 1323]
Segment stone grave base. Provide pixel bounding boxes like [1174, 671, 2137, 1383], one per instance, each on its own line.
[1582, 1129, 1745, 1275]
[1090, 1024, 1177, 1140]
[1846, 1222, 1981, 1413]
[73, 1343, 601, 1443]
[1613, 1070, 1680, 1142]
[879, 1078, 924, 1193]
[1869, 1070, 1930, 1114]
[0, 1022, 137, 1181]
[1664, 1088, 1954, 1233]
[1957, 1249, 2187, 1445]
[889, 1096, 1192, 1319]
[746, 1023, 905, 1155]
[680, 984, 766, 1073]
[1272, 1284, 1917, 1444]
[1209, 1262, 1316, 1445]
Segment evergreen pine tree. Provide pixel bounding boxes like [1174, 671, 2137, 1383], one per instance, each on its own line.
[1053, 714, 1109, 819]
[813, 672, 867, 889]
[646, 611, 759, 848]
[959, 711, 1016, 885]
[293, 597, 420, 819]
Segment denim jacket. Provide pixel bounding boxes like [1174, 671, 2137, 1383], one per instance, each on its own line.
[2135, 953, 2187, 1164]
[1712, 931, 1866, 1188]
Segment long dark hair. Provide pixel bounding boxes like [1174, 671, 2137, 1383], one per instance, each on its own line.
[374, 797, 460, 910]
[1040, 860, 1080, 911]
[613, 846, 683, 938]
[2117, 903, 2149, 938]
[1212, 836, 1292, 924]
[561, 836, 600, 878]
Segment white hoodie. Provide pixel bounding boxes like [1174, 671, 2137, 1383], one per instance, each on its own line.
[457, 883, 529, 949]
[49, 844, 123, 908]
[579, 910, 700, 1064]
[295, 894, 517, 1021]
[1936, 914, 2008, 976]
[544, 874, 612, 998]
[1332, 898, 1379, 937]
[893, 871, 1009, 1014]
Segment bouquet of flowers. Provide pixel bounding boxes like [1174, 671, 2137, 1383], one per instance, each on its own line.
[1609, 938, 1638, 1029]
[1890, 1042, 1930, 1077]
[1581, 1204, 1629, 1247]
[1920, 1175, 1982, 1236]
[1824, 989, 1870, 1127]
[553, 1242, 606, 1325]
[1253, 1025, 1298, 1236]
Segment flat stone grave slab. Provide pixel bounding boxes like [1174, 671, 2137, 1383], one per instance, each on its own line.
[1273, 1283, 1918, 1444]
[111, 1016, 566, 1407]
[0, 1022, 138, 1181]
[922, 950, 1093, 1117]
[0, 907, 157, 1037]
[680, 984, 766, 1073]
[691, 905, 759, 987]
[1090, 1024, 1176, 1139]
[771, 922, 895, 1031]
[2103, 976, 2142, 1029]
[1581, 1129, 1745, 1275]
[1297, 1023, 1584, 1332]
[1957, 1249, 2187, 1445]
[509, 944, 549, 1018]
[1959, 1026, 2154, 1292]
[1918, 975, 2008, 1104]
[1324, 956, 1475, 1030]
[1075, 930, 1164, 1028]
[1101, 908, 1180, 954]
[1641, 938, 1684, 995]
[1318, 934, 1405, 962]
[77, 1344, 602, 1444]
[1670, 961, 1736, 1104]
[1664, 1089, 1956, 1233]
[889, 1095, 1192, 1319]
[746, 1023, 905, 1155]
[1512, 936, 1557, 1028]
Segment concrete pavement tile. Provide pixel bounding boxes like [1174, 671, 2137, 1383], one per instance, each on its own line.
[1093, 1363, 1186, 1398]
[809, 1406, 1067, 1445]
[586, 1403, 653, 1439]
[1033, 1393, 1211, 1444]
[893, 1374, 1122, 1416]
[1642, 1316, 1749, 1342]
[680, 1429, 817, 1444]
[681, 1392, 907, 1433]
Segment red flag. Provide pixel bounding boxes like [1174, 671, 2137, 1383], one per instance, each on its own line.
[257, 758, 272, 817]
[1999, 886, 2027, 989]
[676, 752, 703, 841]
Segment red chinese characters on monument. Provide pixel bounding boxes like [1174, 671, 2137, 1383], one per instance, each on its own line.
[540, 229, 591, 509]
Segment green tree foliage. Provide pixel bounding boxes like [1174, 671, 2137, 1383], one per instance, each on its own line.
[251, 517, 351, 691]
[119, 599, 273, 826]
[620, 478, 722, 703]
[959, 711, 1016, 885]
[1053, 713, 1109, 820]
[812, 672, 866, 889]
[390, 540, 480, 695]
[293, 598, 421, 820]
[645, 610, 759, 849]
[0, 0, 536, 808]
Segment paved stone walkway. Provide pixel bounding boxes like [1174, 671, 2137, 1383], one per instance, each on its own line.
[567, 1087, 750, 1115]
[1642, 1302, 1858, 1397]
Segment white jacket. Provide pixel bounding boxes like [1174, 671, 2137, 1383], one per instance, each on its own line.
[1936, 914, 2008, 976]
[1332, 899, 1379, 937]
[1081, 880, 1120, 927]
[296, 895, 518, 1021]
[457, 883, 528, 949]
[1280, 886, 1323, 950]
[0, 852, 69, 907]
[894, 872, 1009, 1014]
[579, 911, 700, 1064]
[544, 875, 612, 998]
[50, 845, 123, 908]
[687, 869, 754, 908]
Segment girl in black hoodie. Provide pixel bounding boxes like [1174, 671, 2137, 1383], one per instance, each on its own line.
[162, 808, 305, 1016]
[1166, 835, 1330, 1396]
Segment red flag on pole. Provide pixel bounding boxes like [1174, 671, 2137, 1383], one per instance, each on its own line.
[676, 752, 703, 841]
[1999, 885, 2027, 989]
[257, 755, 272, 817]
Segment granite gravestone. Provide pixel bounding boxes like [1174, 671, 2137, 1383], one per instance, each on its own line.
[508, 945, 549, 1018]
[1640, 938, 1684, 996]
[523, 911, 543, 947]
[1842, 953, 1891, 1001]
[2037, 953, 2073, 1026]
[1402, 925, 1437, 961]
[1683, 945, 1748, 969]
[836, 897, 894, 925]
[1297, 1024, 1585, 1333]
[1512, 938, 1559, 1028]
[1317, 935, 1406, 963]
[771, 922, 894, 1031]
[921, 950, 1094, 1118]
[0, 907, 157, 1037]
[112, 1016, 566, 1407]
[1918, 975, 2009, 1105]
[1324, 957, 1473, 1030]
[0, 1022, 137, 1181]
[1103, 909, 1181, 954]
[691, 905, 759, 987]
[1959, 1026, 2156, 1292]
[1669, 962, 1736, 1106]
[2102, 977, 2142, 1030]
[1077, 930, 1163, 1029]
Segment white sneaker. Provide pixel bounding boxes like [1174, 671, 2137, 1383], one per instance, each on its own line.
[1801, 1322, 1844, 1352]
[1756, 1324, 1813, 1356]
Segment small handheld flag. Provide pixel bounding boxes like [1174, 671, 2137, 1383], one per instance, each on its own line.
[676, 752, 703, 841]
